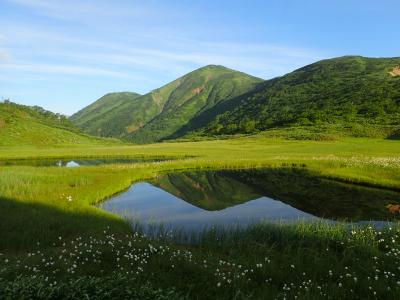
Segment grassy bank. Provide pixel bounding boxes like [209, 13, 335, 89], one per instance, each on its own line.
[0, 136, 399, 298]
[0, 136, 399, 249]
[1, 223, 400, 299]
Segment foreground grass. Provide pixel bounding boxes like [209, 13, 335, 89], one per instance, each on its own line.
[0, 136, 399, 298]
[1, 223, 400, 299]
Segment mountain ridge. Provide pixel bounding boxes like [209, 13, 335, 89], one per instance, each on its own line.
[70, 65, 263, 143]
[70, 56, 400, 143]
[70, 92, 142, 135]
[190, 56, 400, 138]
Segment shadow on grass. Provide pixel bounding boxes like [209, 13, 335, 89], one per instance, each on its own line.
[0, 197, 130, 252]
[387, 128, 400, 140]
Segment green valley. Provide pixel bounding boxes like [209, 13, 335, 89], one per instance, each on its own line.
[1, 57, 400, 300]
[3, 2, 400, 298]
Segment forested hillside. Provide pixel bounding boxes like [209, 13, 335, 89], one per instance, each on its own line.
[195, 56, 400, 137]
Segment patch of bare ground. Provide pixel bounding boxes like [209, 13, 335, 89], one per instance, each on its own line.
[192, 85, 205, 95]
[126, 123, 143, 133]
[389, 66, 400, 77]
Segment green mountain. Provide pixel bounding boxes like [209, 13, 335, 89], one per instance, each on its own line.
[0, 101, 116, 146]
[71, 65, 262, 143]
[193, 56, 400, 137]
[70, 92, 141, 136]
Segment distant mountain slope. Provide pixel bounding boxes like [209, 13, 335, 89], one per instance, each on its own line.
[194, 56, 400, 136]
[71, 65, 262, 143]
[127, 65, 262, 143]
[70, 92, 141, 135]
[0, 101, 115, 146]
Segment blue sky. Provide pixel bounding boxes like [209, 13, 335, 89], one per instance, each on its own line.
[0, 0, 399, 115]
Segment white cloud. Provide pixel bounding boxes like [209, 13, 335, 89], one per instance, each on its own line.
[0, 0, 330, 115]
[18, 36, 324, 78]
[6, 0, 166, 21]
[0, 21, 328, 86]
[0, 49, 11, 61]
[66, 43, 324, 79]
[0, 63, 135, 78]
[0, 8, 328, 81]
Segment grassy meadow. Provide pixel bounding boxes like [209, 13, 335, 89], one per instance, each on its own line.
[0, 135, 400, 299]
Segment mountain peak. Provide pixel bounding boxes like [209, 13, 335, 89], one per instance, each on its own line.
[103, 91, 141, 97]
[71, 65, 262, 143]
[202, 64, 227, 69]
[191, 64, 234, 73]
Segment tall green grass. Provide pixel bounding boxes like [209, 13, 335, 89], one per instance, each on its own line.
[1, 222, 399, 299]
[0, 136, 399, 251]
[0, 136, 399, 299]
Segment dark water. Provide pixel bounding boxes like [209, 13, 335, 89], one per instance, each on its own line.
[100, 169, 400, 233]
[0, 158, 167, 167]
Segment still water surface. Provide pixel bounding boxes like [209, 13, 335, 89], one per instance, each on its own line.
[0, 158, 167, 167]
[100, 169, 399, 233]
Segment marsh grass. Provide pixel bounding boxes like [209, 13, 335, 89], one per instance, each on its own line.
[0, 136, 399, 298]
[0, 137, 399, 250]
[1, 222, 399, 299]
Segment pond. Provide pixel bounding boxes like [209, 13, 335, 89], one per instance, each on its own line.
[100, 169, 400, 233]
[0, 157, 168, 167]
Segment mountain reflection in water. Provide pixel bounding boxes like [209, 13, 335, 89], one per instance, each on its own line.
[100, 169, 400, 233]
